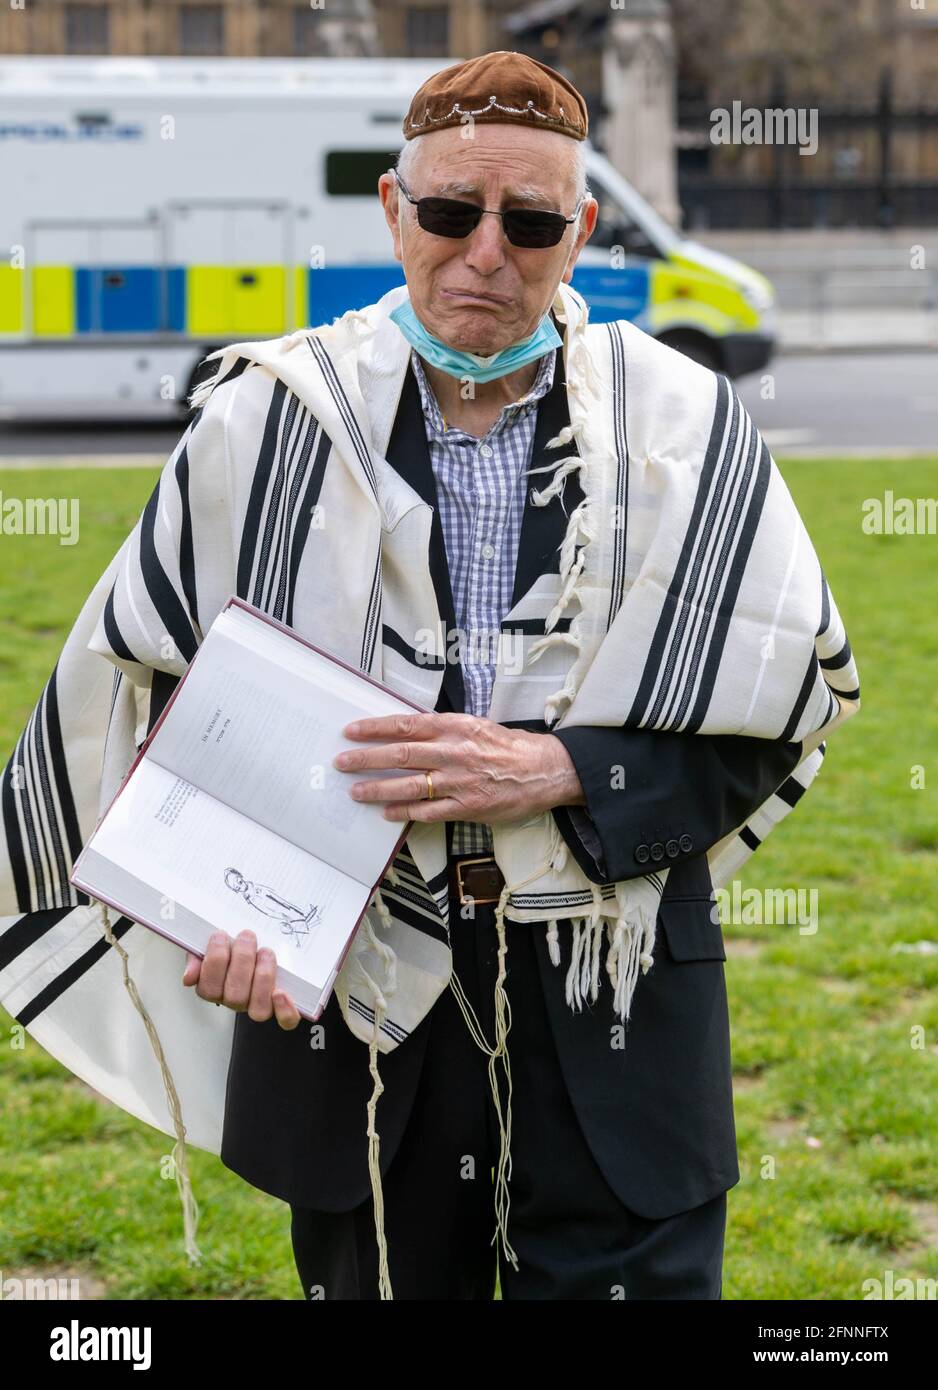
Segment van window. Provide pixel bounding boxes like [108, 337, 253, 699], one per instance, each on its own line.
[325, 150, 402, 197]
[587, 176, 659, 258]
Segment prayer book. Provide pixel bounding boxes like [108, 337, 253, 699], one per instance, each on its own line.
[70, 596, 424, 1021]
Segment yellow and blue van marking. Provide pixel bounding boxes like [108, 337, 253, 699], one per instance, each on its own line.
[0, 256, 756, 342]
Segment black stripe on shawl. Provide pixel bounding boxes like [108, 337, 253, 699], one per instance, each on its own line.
[779, 651, 819, 744]
[102, 586, 141, 664]
[252, 391, 297, 609]
[33, 667, 86, 898]
[820, 639, 853, 671]
[817, 571, 831, 639]
[627, 372, 731, 725]
[396, 851, 449, 901]
[147, 668, 182, 737]
[682, 416, 772, 733]
[304, 336, 383, 674]
[346, 993, 409, 1043]
[237, 377, 290, 600]
[215, 356, 251, 390]
[605, 322, 630, 630]
[45, 667, 86, 866]
[774, 776, 808, 809]
[382, 623, 444, 670]
[14, 730, 50, 909]
[174, 410, 201, 632]
[16, 914, 135, 1027]
[269, 406, 320, 621]
[138, 482, 199, 663]
[305, 337, 377, 494]
[739, 826, 761, 851]
[285, 427, 331, 630]
[1, 746, 32, 909]
[361, 550, 383, 679]
[0, 905, 78, 975]
[376, 888, 450, 946]
[778, 564, 855, 742]
[649, 378, 744, 729]
[665, 392, 754, 728]
[25, 695, 58, 900]
[499, 616, 573, 636]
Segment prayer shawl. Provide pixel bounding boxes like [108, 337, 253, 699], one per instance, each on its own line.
[0, 281, 860, 1291]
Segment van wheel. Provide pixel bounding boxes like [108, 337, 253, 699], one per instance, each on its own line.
[657, 331, 722, 373]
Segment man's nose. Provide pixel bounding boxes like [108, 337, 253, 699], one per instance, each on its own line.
[462, 210, 509, 274]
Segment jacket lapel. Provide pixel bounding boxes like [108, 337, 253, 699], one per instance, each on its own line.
[384, 362, 465, 715]
[509, 329, 585, 612]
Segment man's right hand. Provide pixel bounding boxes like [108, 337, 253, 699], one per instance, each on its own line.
[182, 929, 301, 1030]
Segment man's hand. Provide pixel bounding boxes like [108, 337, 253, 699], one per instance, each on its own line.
[332, 712, 586, 824]
[182, 929, 301, 1030]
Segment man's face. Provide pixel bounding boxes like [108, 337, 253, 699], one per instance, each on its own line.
[378, 124, 598, 356]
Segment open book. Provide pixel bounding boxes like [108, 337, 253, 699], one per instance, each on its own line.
[69, 596, 427, 1021]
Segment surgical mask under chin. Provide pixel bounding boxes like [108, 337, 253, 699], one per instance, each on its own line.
[389, 298, 562, 385]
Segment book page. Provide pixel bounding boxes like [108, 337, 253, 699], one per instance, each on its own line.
[89, 757, 369, 991]
[145, 605, 417, 885]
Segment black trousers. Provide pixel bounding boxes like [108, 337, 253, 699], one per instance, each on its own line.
[288, 880, 727, 1301]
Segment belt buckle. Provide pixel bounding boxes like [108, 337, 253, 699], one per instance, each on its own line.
[455, 855, 501, 906]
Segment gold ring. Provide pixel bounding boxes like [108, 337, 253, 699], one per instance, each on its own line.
[425, 771, 434, 800]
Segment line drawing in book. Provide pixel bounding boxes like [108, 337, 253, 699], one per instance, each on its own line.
[224, 867, 323, 943]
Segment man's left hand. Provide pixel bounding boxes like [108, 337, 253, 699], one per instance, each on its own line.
[332, 712, 586, 824]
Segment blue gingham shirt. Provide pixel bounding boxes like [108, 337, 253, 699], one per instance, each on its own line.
[411, 347, 572, 858]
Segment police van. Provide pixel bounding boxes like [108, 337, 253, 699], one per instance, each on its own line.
[0, 56, 776, 419]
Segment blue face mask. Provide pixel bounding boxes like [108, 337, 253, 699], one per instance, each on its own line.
[389, 298, 562, 385]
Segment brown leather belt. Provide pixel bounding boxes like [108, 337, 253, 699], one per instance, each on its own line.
[449, 854, 506, 906]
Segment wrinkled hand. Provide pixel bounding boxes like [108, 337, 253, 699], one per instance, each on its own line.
[182, 929, 301, 1029]
[332, 712, 585, 824]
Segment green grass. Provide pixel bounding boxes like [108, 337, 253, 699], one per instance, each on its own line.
[1, 458, 936, 1300]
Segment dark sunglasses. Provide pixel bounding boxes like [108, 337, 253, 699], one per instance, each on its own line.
[392, 169, 583, 249]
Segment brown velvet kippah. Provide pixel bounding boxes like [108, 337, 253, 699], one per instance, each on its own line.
[403, 50, 588, 143]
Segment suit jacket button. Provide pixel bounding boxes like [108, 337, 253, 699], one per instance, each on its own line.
[635, 843, 650, 864]
[665, 838, 680, 858]
[650, 841, 665, 862]
[679, 833, 693, 853]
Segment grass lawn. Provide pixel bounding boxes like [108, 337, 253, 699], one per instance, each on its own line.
[1, 457, 936, 1300]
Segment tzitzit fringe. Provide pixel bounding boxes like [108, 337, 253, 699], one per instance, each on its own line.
[523, 290, 605, 729]
[446, 838, 576, 1273]
[447, 901, 518, 1271]
[360, 869, 400, 1301]
[100, 903, 202, 1265]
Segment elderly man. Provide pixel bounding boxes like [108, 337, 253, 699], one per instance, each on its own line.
[0, 52, 858, 1302]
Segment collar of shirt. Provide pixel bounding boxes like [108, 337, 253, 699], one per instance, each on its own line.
[409, 346, 557, 441]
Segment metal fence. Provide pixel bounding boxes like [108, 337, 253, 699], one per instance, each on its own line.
[677, 73, 938, 230]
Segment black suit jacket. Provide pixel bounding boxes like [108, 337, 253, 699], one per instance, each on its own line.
[215, 345, 805, 1221]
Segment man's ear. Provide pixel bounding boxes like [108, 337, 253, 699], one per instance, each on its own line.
[561, 197, 599, 285]
[378, 172, 405, 266]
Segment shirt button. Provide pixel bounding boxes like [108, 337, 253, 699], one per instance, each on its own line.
[481, 543, 495, 559]
[479, 444, 493, 458]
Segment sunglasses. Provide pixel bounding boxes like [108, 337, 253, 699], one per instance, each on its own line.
[393, 169, 583, 249]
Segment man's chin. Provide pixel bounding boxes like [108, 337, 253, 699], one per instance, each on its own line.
[429, 317, 513, 357]
[427, 301, 515, 352]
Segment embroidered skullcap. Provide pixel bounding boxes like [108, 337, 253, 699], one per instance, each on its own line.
[403, 50, 588, 143]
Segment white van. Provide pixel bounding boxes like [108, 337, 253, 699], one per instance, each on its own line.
[0, 56, 776, 419]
